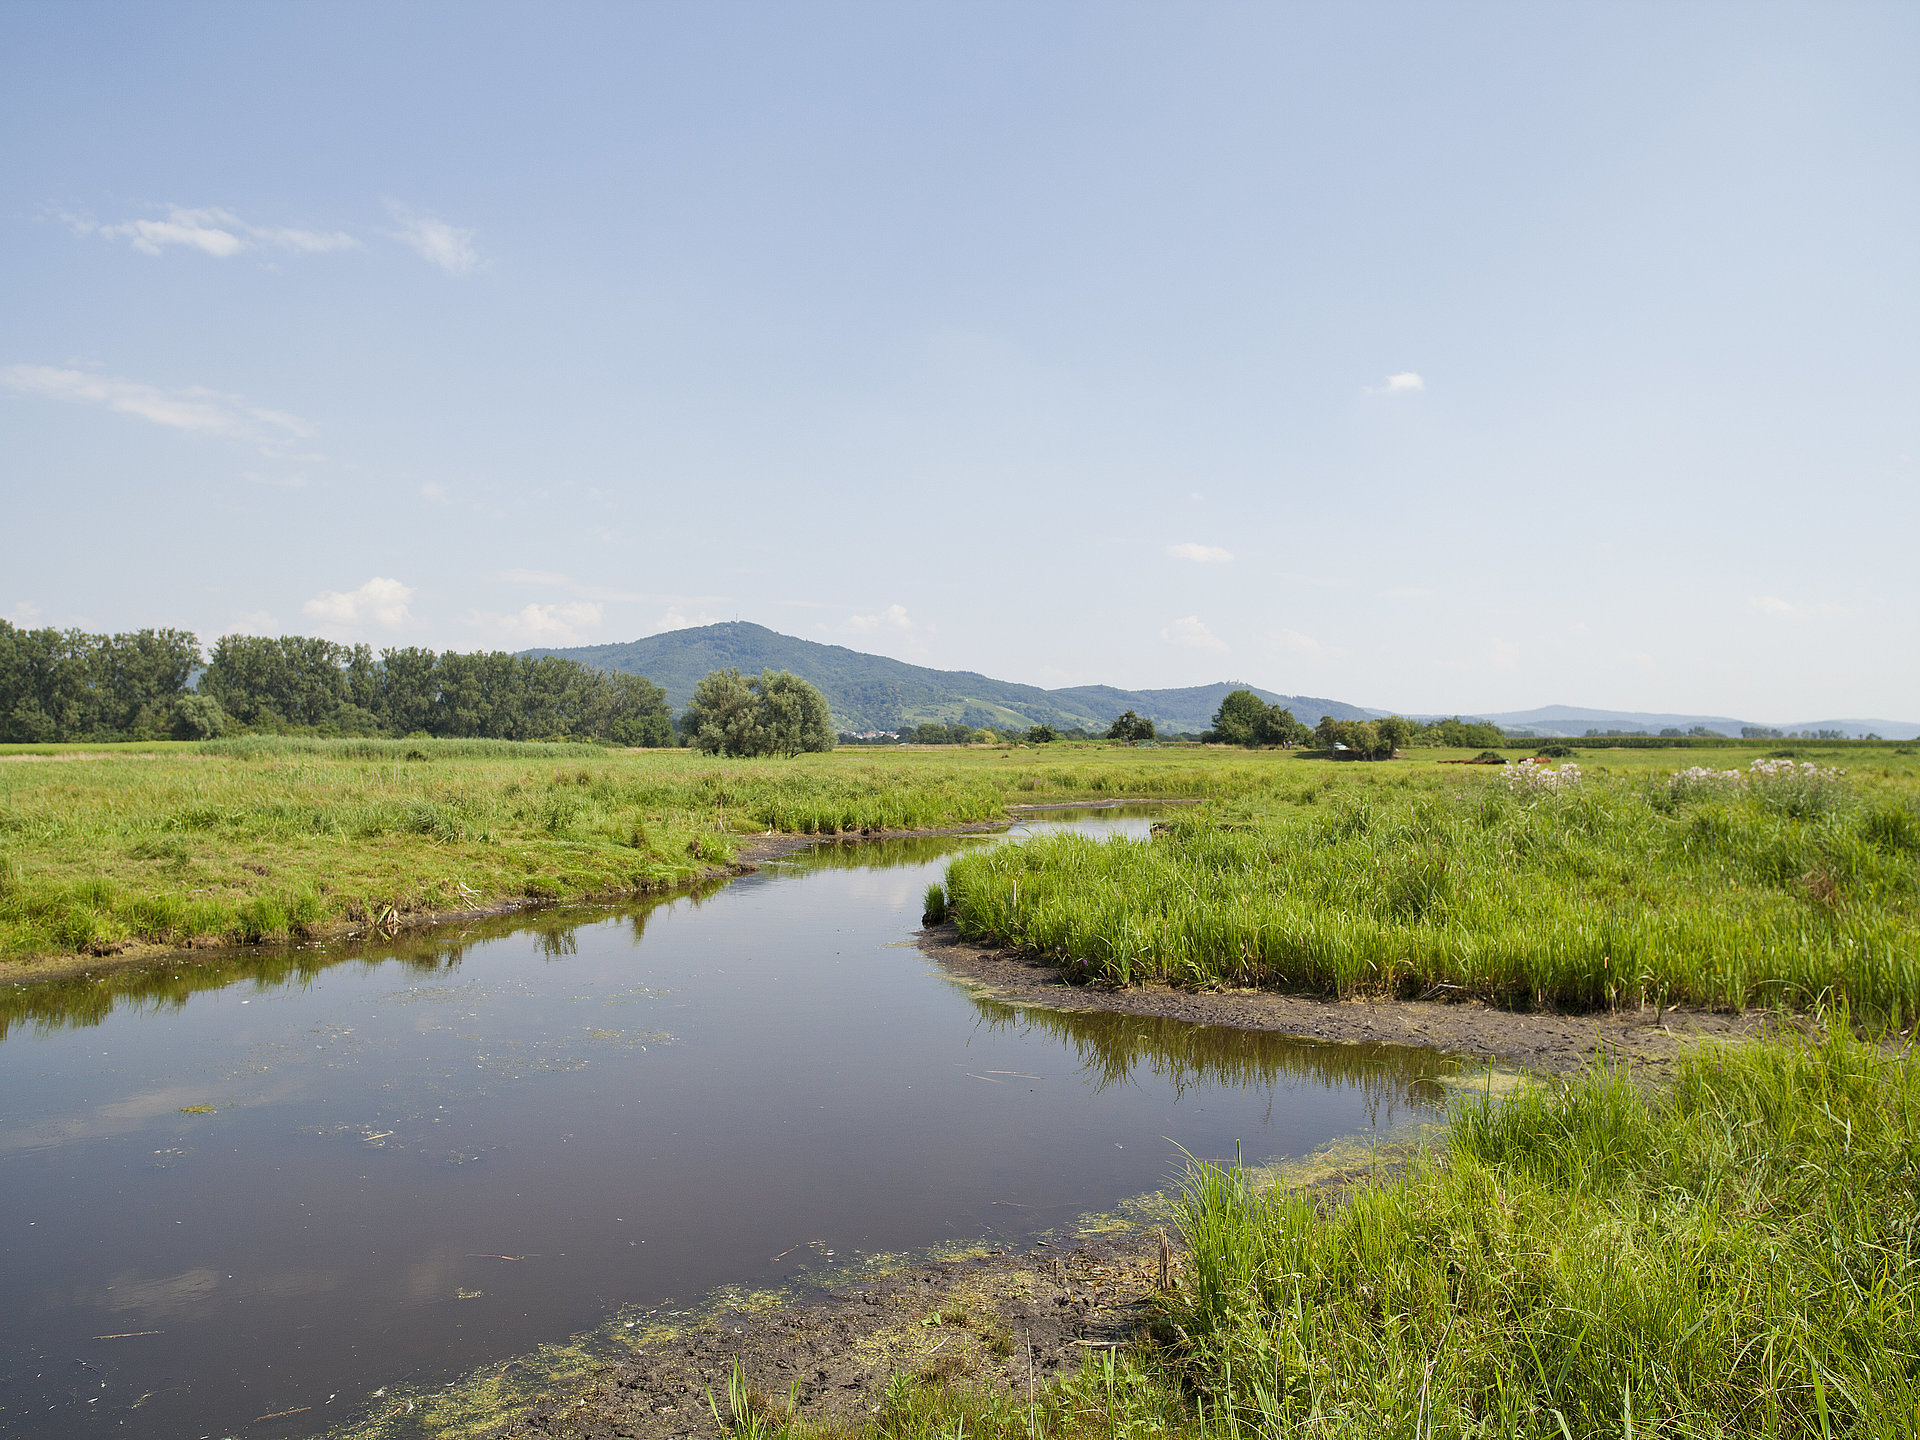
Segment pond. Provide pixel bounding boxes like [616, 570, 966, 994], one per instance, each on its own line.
[0, 809, 1456, 1438]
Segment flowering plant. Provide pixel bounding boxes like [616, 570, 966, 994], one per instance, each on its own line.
[1506, 757, 1582, 794]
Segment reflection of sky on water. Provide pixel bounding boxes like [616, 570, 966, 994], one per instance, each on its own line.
[0, 810, 1453, 1440]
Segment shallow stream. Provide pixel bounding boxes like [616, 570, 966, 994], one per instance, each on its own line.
[0, 808, 1456, 1438]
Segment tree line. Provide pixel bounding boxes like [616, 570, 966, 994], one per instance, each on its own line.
[1205, 689, 1507, 755]
[0, 621, 674, 746]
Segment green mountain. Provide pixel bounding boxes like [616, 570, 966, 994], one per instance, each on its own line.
[529, 622, 1381, 734]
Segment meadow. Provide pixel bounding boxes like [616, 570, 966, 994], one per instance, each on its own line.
[941, 749, 1920, 1021]
[0, 736, 1285, 967]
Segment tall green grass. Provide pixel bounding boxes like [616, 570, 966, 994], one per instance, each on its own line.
[1165, 1023, 1920, 1437]
[943, 771, 1920, 1017]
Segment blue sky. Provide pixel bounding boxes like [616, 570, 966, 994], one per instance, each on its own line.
[4, 2, 1915, 721]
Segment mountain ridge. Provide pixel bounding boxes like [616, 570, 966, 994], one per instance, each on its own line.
[526, 623, 1382, 733]
[528, 623, 1920, 740]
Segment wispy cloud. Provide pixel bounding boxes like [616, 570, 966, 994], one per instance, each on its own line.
[497, 601, 602, 645]
[1166, 542, 1233, 564]
[228, 610, 279, 636]
[388, 205, 482, 277]
[847, 604, 915, 634]
[1271, 628, 1330, 657]
[5, 601, 42, 626]
[654, 605, 722, 633]
[302, 577, 416, 632]
[1368, 371, 1425, 395]
[1, 364, 315, 454]
[1750, 595, 1857, 621]
[1162, 615, 1228, 652]
[66, 205, 356, 258]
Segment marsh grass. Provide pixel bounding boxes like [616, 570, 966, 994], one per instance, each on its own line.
[1160, 1022, 1920, 1438]
[944, 767, 1920, 1018]
[0, 743, 1286, 965]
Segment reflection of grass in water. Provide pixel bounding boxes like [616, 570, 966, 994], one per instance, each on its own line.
[774, 832, 1002, 874]
[773, 804, 1172, 877]
[0, 887, 712, 1040]
[964, 990, 1467, 1122]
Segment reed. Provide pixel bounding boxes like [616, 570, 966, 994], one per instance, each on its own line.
[944, 766, 1920, 1018]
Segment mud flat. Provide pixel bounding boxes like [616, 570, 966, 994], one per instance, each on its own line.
[917, 925, 1779, 1080]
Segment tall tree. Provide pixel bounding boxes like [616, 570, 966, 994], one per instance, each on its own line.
[1209, 689, 1267, 745]
[754, 669, 835, 756]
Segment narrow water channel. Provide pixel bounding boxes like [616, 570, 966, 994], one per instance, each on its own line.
[0, 809, 1456, 1438]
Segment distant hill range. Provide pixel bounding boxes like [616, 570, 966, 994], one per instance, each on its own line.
[529, 623, 1920, 740]
[1437, 706, 1920, 742]
[527, 622, 1379, 734]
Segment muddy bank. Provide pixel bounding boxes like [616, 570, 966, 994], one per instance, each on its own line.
[918, 925, 1779, 1079]
[480, 1141, 1373, 1440]
[482, 1230, 1163, 1440]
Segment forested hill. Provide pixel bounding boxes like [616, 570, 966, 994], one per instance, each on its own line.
[528, 623, 1382, 733]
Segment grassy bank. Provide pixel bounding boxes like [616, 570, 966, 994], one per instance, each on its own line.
[0, 738, 1285, 967]
[941, 755, 1920, 1019]
[739, 1023, 1917, 1440]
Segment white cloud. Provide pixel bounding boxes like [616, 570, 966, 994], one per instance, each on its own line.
[1272, 628, 1328, 656]
[5, 601, 41, 626]
[302, 577, 416, 632]
[1166, 542, 1233, 564]
[655, 605, 721, 632]
[1369, 371, 1425, 395]
[229, 610, 279, 636]
[72, 205, 355, 258]
[1, 364, 314, 453]
[1750, 595, 1858, 621]
[420, 481, 451, 503]
[242, 470, 308, 489]
[847, 604, 915, 633]
[1162, 615, 1228, 652]
[497, 601, 602, 645]
[388, 205, 482, 277]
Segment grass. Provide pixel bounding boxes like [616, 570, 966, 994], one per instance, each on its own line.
[0, 737, 1293, 967]
[940, 754, 1920, 1020]
[1159, 1019, 1920, 1438]
[688, 1023, 1920, 1440]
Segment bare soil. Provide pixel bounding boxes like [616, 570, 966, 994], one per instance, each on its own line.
[917, 925, 1781, 1080]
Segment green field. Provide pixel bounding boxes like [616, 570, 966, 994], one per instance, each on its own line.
[0, 736, 1292, 967]
[942, 745, 1920, 1020]
[4, 737, 1914, 986]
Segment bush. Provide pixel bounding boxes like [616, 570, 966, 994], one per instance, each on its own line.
[170, 692, 229, 740]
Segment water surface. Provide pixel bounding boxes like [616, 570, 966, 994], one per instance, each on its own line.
[0, 810, 1454, 1438]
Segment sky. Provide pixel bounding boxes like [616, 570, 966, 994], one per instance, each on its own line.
[3, 2, 1916, 723]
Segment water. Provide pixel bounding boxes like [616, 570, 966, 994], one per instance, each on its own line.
[0, 810, 1454, 1437]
